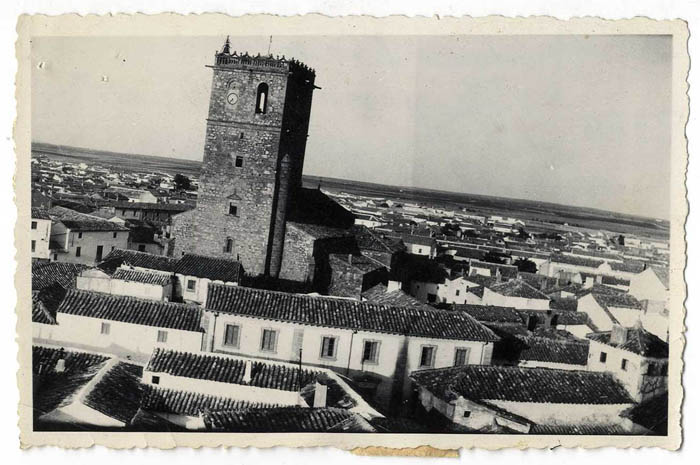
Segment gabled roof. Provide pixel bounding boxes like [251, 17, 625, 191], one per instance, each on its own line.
[469, 260, 518, 279]
[141, 386, 280, 416]
[361, 285, 432, 310]
[32, 346, 110, 418]
[32, 262, 88, 291]
[204, 407, 374, 432]
[112, 268, 172, 286]
[32, 284, 66, 325]
[550, 254, 604, 268]
[411, 365, 634, 405]
[57, 289, 204, 332]
[205, 284, 499, 342]
[98, 248, 178, 274]
[621, 393, 668, 435]
[398, 234, 437, 247]
[456, 304, 523, 324]
[489, 279, 550, 300]
[587, 327, 668, 358]
[650, 265, 670, 289]
[174, 253, 243, 283]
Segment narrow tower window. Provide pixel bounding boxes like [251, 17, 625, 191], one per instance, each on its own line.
[255, 82, 269, 114]
[224, 237, 234, 254]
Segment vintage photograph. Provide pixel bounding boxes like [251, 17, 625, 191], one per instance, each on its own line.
[16, 15, 687, 449]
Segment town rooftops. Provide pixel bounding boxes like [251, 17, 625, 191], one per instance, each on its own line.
[57, 289, 204, 332]
[587, 327, 668, 358]
[361, 284, 433, 310]
[49, 206, 129, 232]
[174, 253, 243, 283]
[456, 304, 523, 324]
[329, 253, 385, 274]
[98, 248, 179, 274]
[650, 265, 670, 289]
[112, 268, 172, 287]
[610, 261, 646, 273]
[398, 234, 437, 247]
[83, 361, 144, 424]
[410, 365, 634, 405]
[488, 279, 550, 300]
[469, 260, 518, 279]
[206, 284, 499, 342]
[203, 407, 374, 433]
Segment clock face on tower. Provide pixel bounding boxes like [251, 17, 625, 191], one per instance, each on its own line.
[226, 91, 238, 105]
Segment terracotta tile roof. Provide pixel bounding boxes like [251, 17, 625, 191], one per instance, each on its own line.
[146, 349, 322, 391]
[591, 292, 643, 310]
[515, 336, 589, 366]
[174, 253, 243, 283]
[31, 207, 52, 220]
[587, 328, 668, 358]
[576, 283, 628, 298]
[206, 284, 499, 342]
[362, 285, 431, 310]
[464, 274, 498, 288]
[99, 248, 178, 274]
[489, 279, 550, 300]
[650, 265, 670, 289]
[57, 289, 204, 332]
[203, 407, 374, 432]
[351, 226, 405, 254]
[411, 365, 634, 405]
[517, 272, 559, 293]
[50, 206, 129, 232]
[112, 268, 172, 286]
[141, 386, 280, 416]
[397, 234, 437, 247]
[32, 346, 110, 417]
[610, 261, 646, 273]
[530, 424, 632, 435]
[329, 253, 385, 274]
[601, 275, 631, 286]
[110, 201, 193, 212]
[456, 304, 523, 324]
[83, 362, 145, 424]
[32, 262, 88, 290]
[621, 393, 668, 435]
[32, 284, 66, 325]
[549, 298, 578, 312]
[551, 254, 604, 268]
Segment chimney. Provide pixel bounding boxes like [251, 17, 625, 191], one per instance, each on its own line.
[313, 382, 328, 408]
[242, 360, 252, 384]
[610, 324, 629, 345]
[55, 348, 66, 373]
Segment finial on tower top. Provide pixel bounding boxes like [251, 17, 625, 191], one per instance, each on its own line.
[222, 36, 231, 54]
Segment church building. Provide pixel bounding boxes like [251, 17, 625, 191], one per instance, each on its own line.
[172, 39, 356, 283]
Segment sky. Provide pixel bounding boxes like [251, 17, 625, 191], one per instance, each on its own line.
[31, 35, 672, 219]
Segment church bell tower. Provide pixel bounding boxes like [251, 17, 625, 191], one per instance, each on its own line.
[173, 38, 317, 276]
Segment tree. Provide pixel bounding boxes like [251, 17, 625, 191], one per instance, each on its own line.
[174, 173, 192, 191]
[514, 257, 537, 273]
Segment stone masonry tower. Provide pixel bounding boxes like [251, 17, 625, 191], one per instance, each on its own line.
[172, 38, 317, 276]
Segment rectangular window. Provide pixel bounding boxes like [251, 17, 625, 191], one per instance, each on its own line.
[362, 340, 380, 364]
[138, 244, 146, 252]
[31, 221, 37, 230]
[113, 232, 118, 239]
[320, 336, 337, 360]
[151, 375, 160, 385]
[224, 324, 240, 347]
[53, 253, 58, 260]
[621, 358, 628, 371]
[224, 238, 233, 254]
[31, 240, 36, 253]
[100, 322, 110, 335]
[229, 203, 238, 216]
[78, 232, 83, 239]
[455, 289, 460, 296]
[260, 329, 278, 352]
[235, 156, 244, 168]
[96, 245, 103, 262]
[157, 330, 168, 343]
[600, 352, 607, 363]
[454, 348, 470, 367]
[186, 279, 196, 291]
[420, 345, 437, 368]
[75, 246, 81, 257]
[427, 293, 437, 303]
[463, 411, 471, 418]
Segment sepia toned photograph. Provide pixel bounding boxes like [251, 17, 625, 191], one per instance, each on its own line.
[15, 15, 687, 450]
